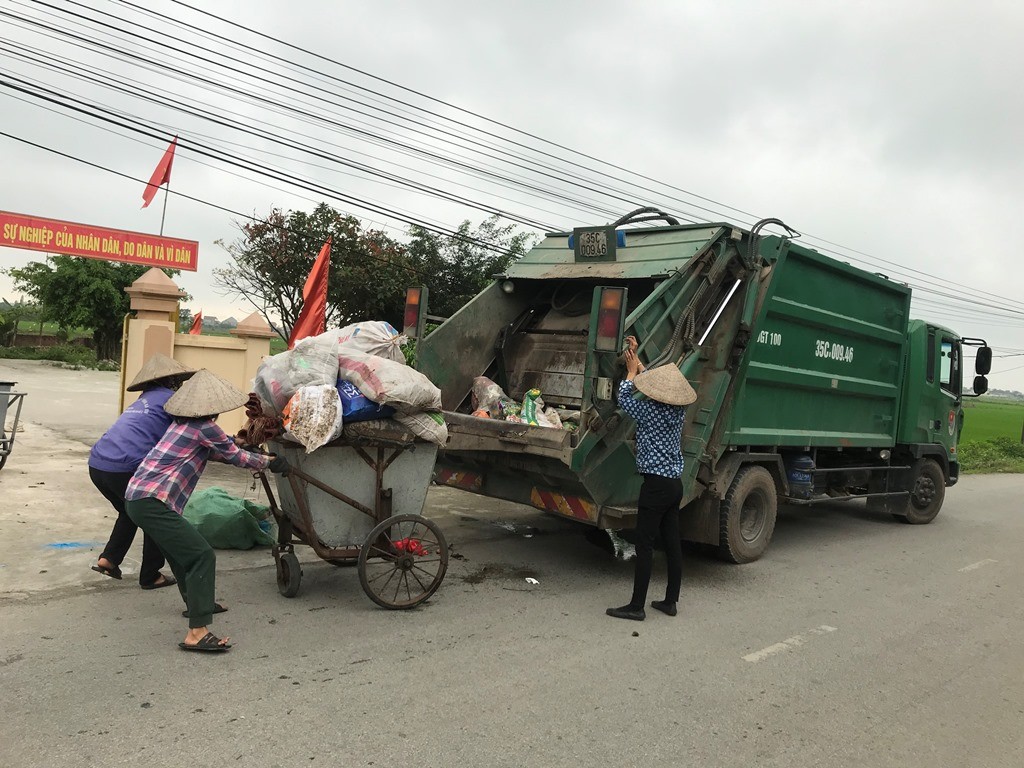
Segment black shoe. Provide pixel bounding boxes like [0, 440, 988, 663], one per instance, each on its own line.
[650, 600, 677, 616]
[606, 604, 645, 621]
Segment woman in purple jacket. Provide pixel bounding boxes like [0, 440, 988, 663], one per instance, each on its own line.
[89, 353, 195, 589]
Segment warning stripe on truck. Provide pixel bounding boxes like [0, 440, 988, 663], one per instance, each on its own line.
[530, 488, 597, 523]
[435, 468, 483, 491]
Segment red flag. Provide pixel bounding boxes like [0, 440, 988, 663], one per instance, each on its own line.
[288, 238, 331, 348]
[142, 136, 177, 209]
[188, 310, 203, 335]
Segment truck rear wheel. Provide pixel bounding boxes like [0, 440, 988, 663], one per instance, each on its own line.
[892, 458, 945, 525]
[718, 466, 777, 564]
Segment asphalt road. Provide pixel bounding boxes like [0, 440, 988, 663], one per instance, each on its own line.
[1, 359, 1022, 767]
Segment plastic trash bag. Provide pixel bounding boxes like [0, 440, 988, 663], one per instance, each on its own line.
[471, 376, 520, 419]
[282, 384, 344, 453]
[337, 350, 442, 413]
[337, 379, 394, 423]
[520, 389, 562, 429]
[393, 411, 448, 446]
[253, 333, 339, 414]
[335, 321, 407, 363]
[183, 487, 276, 550]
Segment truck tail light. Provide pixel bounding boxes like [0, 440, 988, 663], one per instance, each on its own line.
[595, 287, 626, 352]
[403, 286, 427, 339]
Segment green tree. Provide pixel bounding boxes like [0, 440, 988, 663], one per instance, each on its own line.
[0, 298, 33, 345]
[178, 307, 194, 333]
[214, 203, 416, 339]
[406, 216, 535, 318]
[6, 257, 162, 360]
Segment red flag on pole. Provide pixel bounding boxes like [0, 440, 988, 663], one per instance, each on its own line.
[142, 136, 177, 209]
[288, 238, 331, 349]
[188, 310, 203, 335]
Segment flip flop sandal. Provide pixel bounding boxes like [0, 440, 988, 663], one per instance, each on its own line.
[141, 575, 178, 590]
[91, 563, 123, 580]
[181, 602, 228, 617]
[178, 632, 232, 653]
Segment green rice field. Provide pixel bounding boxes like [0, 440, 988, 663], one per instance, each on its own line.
[958, 398, 1024, 473]
[960, 398, 1024, 442]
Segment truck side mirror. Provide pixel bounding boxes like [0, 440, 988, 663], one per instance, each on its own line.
[973, 375, 988, 396]
[975, 346, 992, 375]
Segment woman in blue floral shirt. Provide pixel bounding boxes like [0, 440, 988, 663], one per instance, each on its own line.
[607, 337, 696, 622]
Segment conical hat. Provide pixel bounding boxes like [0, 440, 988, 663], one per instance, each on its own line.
[634, 364, 697, 406]
[126, 353, 196, 392]
[164, 369, 248, 417]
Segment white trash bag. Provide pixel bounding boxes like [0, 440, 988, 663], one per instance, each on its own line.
[253, 333, 339, 414]
[393, 411, 448, 446]
[335, 321, 407, 363]
[337, 350, 442, 414]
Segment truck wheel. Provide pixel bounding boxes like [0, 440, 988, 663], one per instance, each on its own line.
[893, 458, 945, 525]
[718, 466, 777, 564]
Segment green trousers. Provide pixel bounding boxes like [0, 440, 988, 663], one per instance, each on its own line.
[126, 497, 217, 628]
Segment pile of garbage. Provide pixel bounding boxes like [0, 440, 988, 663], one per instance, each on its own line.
[470, 376, 579, 432]
[252, 321, 447, 452]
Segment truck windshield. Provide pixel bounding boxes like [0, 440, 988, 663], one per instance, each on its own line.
[939, 339, 960, 396]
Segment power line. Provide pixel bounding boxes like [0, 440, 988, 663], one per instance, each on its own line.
[0, 127, 454, 281]
[4, 0, 1024, 326]
[151, 0, 1024, 313]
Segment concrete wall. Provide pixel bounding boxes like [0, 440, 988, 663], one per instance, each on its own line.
[120, 269, 275, 436]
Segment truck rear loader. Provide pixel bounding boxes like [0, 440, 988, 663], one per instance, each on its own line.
[412, 209, 991, 562]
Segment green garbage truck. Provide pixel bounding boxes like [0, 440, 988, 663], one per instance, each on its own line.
[411, 208, 992, 562]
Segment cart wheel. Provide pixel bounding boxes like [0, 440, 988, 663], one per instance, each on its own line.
[277, 551, 302, 598]
[358, 514, 448, 609]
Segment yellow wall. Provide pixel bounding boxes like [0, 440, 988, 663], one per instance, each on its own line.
[121, 322, 271, 436]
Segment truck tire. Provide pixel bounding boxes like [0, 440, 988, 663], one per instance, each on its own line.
[718, 466, 777, 564]
[892, 458, 945, 525]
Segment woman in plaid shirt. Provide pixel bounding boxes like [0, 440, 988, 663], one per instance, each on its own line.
[126, 369, 289, 653]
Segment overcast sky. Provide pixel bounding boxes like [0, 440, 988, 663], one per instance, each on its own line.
[1, 0, 1023, 388]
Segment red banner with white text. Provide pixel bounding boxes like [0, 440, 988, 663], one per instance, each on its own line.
[0, 210, 199, 271]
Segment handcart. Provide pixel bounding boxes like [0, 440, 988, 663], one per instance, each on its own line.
[256, 420, 448, 609]
[0, 381, 27, 473]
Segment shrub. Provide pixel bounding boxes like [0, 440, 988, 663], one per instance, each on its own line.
[0, 344, 101, 368]
[958, 437, 1024, 474]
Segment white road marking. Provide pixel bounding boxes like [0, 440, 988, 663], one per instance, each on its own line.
[959, 559, 998, 572]
[743, 625, 837, 663]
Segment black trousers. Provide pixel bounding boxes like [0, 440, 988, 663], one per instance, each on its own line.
[89, 466, 167, 586]
[630, 474, 684, 608]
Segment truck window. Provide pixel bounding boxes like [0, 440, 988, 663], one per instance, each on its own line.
[926, 331, 935, 383]
[939, 339, 960, 396]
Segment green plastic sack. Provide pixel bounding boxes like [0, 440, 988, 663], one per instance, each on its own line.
[183, 487, 276, 550]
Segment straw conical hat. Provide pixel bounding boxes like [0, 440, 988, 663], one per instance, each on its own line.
[164, 369, 248, 417]
[634, 364, 697, 406]
[126, 353, 196, 392]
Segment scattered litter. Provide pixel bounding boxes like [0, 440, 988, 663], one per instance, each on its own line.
[44, 541, 102, 549]
[492, 521, 542, 537]
[632, 631, 640, 637]
[525, 577, 539, 585]
[606, 530, 636, 561]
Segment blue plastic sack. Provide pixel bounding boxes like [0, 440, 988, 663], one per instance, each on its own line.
[336, 379, 394, 423]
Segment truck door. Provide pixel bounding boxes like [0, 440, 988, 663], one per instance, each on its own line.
[934, 331, 962, 455]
